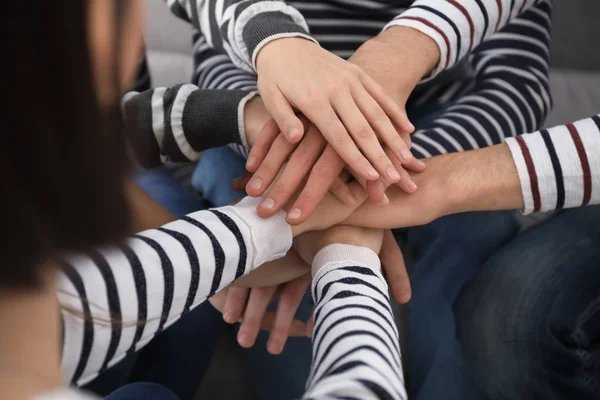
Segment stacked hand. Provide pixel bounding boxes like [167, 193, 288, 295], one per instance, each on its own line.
[224, 26, 443, 353]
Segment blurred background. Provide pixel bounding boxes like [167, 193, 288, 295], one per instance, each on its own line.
[142, 0, 600, 398]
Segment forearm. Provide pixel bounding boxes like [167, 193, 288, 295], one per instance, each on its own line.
[122, 85, 258, 168]
[59, 196, 292, 386]
[304, 244, 406, 400]
[386, 0, 542, 78]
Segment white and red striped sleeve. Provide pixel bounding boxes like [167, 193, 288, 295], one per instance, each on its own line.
[385, 0, 540, 78]
[505, 115, 600, 214]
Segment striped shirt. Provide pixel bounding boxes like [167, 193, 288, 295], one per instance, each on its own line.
[155, 0, 552, 160]
[54, 197, 404, 399]
[506, 115, 600, 214]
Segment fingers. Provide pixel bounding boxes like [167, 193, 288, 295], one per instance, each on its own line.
[223, 286, 249, 324]
[266, 274, 311, 355]
[301, 100, 380, 182]
[260, 86, 304, 143]
[246, 134, 295, 198]
[329, 176, 356, 205]
[380, 229, 411, 303]
[331, 92, 399, 183]
[287, 145, 346, 225]
[386, 146, 417, 194]
[367, 180, 389, 205]
[237, 286, 277, 348]
[256, 126, 327, 218]
[231, 172, 252, 192]
[351, 81, 415, 167]
[358, 71, 415, 134]
[246, 120, 281, 172]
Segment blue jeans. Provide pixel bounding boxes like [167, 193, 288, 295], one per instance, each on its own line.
[454, 205, 600, 400]
[194, 103, 519, 400]
[105, 383, 179, 400]
[85, 167, 224, 400]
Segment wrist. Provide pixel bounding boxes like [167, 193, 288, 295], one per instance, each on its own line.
[372, 26, 440, 95]
[243, 95, 271, 147]
[436, 144, 524, 215]
[255, 36, 318, 74]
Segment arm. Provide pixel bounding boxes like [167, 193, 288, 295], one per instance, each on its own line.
[59, 196, 292, 386]
[166, 0, 315, 72]
[345, 113, 600, 230]
[122, 84, 267, 168]
[303, 244, 405, 399]
[386, 0, 545, 79]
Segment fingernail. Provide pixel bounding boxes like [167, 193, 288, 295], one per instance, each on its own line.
[400, 148, 413, 162]
[407, 180, 417, 192]
[223, 311, 233, 323]
[415, 159, 426, 168]
[381, 194, 390, 205]
[246, 155, 257, 169]
[261, 198, 275, 209]
[408, 122, 416, 131]
[368, 168, 379, 180]
[288, 208, 302, 220]
[249, 177, 263, 190]
[268, 341, 282, 354]
[288, 128, 300, 141]
[399, 290, 412, 302]
[238, 333, 250, 347]
[387, 167, 400, 181]
[345, 193, 357, 205]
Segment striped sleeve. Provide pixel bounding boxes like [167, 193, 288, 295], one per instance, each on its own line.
[166, 0, 317, 72]
[408, 0, 552, 158]
[505, 115, 600, 214]
[191, 32, 261, 158]
[122, 84, 256, 168]
[302, 245, 405, 400]
[386, 0, 542, 78]
[58, 196, 292, 386]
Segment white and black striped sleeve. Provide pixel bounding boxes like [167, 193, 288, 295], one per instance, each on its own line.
[385, 0, 542, 78]
[505, 115, 600, 214]
[58, 196, 292, 386]
[166, 0, 317, 72]
[303, 245, 406, 400]
[122, 84, 257, 168]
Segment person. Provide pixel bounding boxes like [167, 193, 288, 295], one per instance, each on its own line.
[143, 1, 552, 398]
[341, 111, 600, 398]
[1, 1, 412, 400]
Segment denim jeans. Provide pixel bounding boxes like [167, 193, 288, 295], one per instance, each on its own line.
[455, 205, 600, 400]
[85, 167, 224, 400]
[104, 382, 179, 400]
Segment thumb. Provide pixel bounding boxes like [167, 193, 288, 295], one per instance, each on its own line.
[262, 86, 304, 143]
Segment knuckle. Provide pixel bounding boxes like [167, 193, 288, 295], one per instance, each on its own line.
[354, 125, 374, 140]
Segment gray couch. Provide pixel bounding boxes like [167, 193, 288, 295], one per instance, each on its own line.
[143, 1, 600, 398]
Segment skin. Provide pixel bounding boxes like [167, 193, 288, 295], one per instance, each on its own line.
[246, 26, 440, 224]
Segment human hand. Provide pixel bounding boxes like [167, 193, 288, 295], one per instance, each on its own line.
[294, 225, 385, 269]
[209, 274, 311, 354]
[255, 37, 414, 183]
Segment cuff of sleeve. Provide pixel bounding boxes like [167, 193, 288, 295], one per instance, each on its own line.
[235, 3, 318, 70]
[312, 244, 381, 277]
[384, 18, 449, 82]
[505, 137, 536, 214]
[229, 196, 293, 267]
[177, 87, 254, 155]
[237, 91, 259, 149]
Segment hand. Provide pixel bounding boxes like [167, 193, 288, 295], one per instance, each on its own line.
[209, 274, 311, 354]
[348, 26, 439, 202]
[243, 95, 273, 148]
[231, 249, 309, 288]
[294, 225, 384, 267]
[256, 37, 414, 182]
[343, 144, 523, 229]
